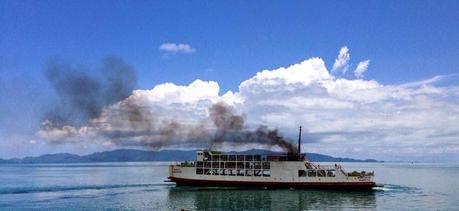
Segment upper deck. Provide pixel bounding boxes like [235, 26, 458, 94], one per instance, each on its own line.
[196, 150, 305, 162]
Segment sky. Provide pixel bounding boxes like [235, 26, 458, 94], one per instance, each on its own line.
[1, 0, 459, 161]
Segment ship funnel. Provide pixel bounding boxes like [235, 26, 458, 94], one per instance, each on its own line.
[298, 126, 302, 154]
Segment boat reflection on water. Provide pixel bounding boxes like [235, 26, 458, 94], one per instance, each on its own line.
[167, 187, 376, 210]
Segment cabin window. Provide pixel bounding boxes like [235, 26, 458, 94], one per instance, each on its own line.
[196, 168, 203, 175]
[245, 162, 252, 169]
[298, 170, 306, 177]
[197, 162, 203, 167]
[261, 155, 268, 161]
[237, 155, 244, 161]
[254, 162, 262, 169]
[204, 162, 211, 168]
[254, 170, 262, 177]
[263, 170, 271, 177]
[212, 155, 220, 161]
[225, 162, 236, 169]
[262, 162, 270, 169]
[245, 170, 253, 176]
[327, 170, 336, 177]
[307, 170, 316, 177]
[318, 170, 326, 177]
[221, 155, 227, 161]
[212, 161, 220, 168]
[237, 162, 244, 169]
[254, 155, 261, 161]
[237, 170, 244, 176]
[245, 155, 253, 161]
[229, 155, 236, 161]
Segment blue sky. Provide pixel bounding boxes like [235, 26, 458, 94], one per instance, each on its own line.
[1, 0, 459, 160]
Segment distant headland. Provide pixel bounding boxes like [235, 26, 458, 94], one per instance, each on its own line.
[0, 149, 381, 164]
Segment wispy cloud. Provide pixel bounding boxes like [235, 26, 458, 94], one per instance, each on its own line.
[400, 74, 457, 87]
[331, 46, 350, 74]
[354, 60, 370, 78]
[159, 43, 196, 54]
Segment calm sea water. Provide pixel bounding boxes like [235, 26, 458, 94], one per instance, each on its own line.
[0, 162, 458, 210]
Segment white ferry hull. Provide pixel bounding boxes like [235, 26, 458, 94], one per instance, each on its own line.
[168, 176, 376, 190]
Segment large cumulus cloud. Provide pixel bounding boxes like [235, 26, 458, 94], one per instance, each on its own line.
[238, 57, 459, 160]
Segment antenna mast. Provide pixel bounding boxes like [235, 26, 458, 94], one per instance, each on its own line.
[298, 126, 302, 154]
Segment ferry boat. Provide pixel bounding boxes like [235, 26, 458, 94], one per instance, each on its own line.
[167, 127, 378, 190]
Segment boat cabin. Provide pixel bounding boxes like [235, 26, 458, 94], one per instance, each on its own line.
[196, 150, 305, 162]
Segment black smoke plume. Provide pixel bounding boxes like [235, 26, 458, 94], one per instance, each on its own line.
[43, 56, 137, 126]
[87, 101, 297, 153]
[208, 102, 298, 153]
[101, 100, 200, 148]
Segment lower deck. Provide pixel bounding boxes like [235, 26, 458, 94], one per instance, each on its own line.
[168, 176, 376, 190]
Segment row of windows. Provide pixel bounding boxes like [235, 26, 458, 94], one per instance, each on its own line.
[196, 168, 271, 177]
[196, 161, 270, 169]
[298, 170, 336, 177]
[202, 154, 267, 161]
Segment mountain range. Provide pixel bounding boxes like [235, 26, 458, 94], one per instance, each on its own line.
[0, 149, 380, 164]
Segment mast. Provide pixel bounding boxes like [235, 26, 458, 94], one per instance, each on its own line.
[298, 126, 302, 154]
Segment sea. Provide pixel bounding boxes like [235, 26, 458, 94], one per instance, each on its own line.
[0, 162, 458, 210]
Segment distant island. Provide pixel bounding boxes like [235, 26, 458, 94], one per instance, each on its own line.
[0, 149, 380, 164]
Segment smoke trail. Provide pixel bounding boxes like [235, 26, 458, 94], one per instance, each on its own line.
[39, 100, 298, 153]
[43, 56, 137, 127]
[85, 97, 212, 150]
[208, 102, 298, 153]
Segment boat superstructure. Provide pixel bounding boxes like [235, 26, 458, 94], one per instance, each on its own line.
[168, 150, 375, 190]
[167, 127, 378, 190]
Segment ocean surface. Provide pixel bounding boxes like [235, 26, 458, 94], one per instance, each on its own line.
[0, 162, 458, 210]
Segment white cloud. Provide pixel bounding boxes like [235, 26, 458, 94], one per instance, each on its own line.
[130, 80, 222, 105]
[240, 58, 330, 89]
[400, 74, 456, 88]
[354, 60, 370, 78]
[159, 43, 196, 54]
[37, 48, 459, 161]
[331, 46, 350, 74]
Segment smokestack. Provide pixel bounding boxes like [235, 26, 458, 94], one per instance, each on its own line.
[298, 126, 302, 154]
